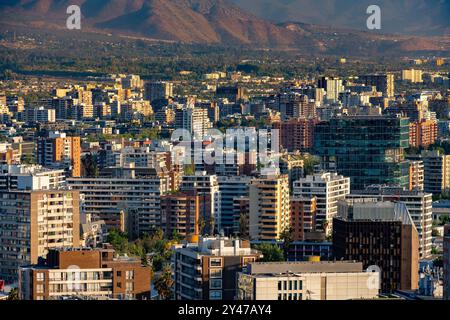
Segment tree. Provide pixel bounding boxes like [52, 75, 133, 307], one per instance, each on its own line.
[7, 288, 19, 300]
[107, 229, 129, 254]
[280, 226, 294, 259]
[255, 243, 284, 262]
[154, 264, 174, 300]
[238, 212, 249, 240]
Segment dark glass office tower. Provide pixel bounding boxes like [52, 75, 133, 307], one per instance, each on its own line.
[314, 116, 410, 191]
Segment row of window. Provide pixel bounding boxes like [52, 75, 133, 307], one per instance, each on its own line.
[278, 280, 303, 291]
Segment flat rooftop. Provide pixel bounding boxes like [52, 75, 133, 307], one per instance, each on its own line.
[247, 261, 364, 275]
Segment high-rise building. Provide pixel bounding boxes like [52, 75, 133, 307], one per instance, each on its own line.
[421, 150, 450, 195]
[293, 172, 350, 234]
[19, 246, 151, 300]
[37, 131, 81, 178]
[144, 81, 173, 102]
[314, 116, 410, 191]
[358, 74, 395, 98]
[290, 196, 317, 241]
[172, 236, 260, 300]
[333, 198, 419, 293]
[318, 77, 344, 103]
[249, 174, 290, 241]
[347, 186, 433, 258]
[0, 190, 80, 284]
[68, 167, 170, 235]
[409, 120, 438, 148]
[408, 160, 424, 191]
[402, 69, 423, 83]
[444, 225, 450, 300]
[180, 172, 220, 236]
[237, 261, 379, 300]
[25, 107, 56, 123]
[216, 86, 246, 102]
[217, 175, 251, 236]
[0, 164, 65, 190]
[160, 191, 200, 238]
[175, 107, 212, 139]
[273, 118, 317, 152]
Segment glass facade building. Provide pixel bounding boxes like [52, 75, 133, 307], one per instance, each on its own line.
[314, 116, 410, 191]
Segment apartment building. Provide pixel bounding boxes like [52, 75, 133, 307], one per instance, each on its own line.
[37, 131, 81, 178]
[19, 247, 151, 300]
[0, 164, 65, 190]
[175, 107, 212, 139]
[290, 196, 317, 241]
[273, 118, 317, 152]
[160, 191, 200, 238]
[293, 172, 350, 234]
[180, 172, 220, 236]
[0, 190, 80, 284]
[172, 236, 260, 300]
[409, 120, 438, 148]
[217, 175, 251, 236]
[237, 261, 379, 300]
[68, 167, 170, 236]
[249, 174, 290, 241]
[422, 150, 450, 195]
[409, 160, 424, 191]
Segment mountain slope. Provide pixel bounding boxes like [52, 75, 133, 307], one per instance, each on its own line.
[0, 0, 448, 55]
[230, 0, 450, 36]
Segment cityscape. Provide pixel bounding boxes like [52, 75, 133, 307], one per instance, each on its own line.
[0, 0, 449, 306]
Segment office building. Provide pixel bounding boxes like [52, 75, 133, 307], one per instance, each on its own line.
[0, 190, 80, 284]
[237, 261, 379, 300]
[25, 107, 56, 123]
[333, 199, 419, 293]
[293, 172, 350, 234]
[347, 186, 433, 258]
[249, 174, 291, 241]
[19, 246, 151, 300]
[172, 236, 260, 300]
[314, 116, 410, 191]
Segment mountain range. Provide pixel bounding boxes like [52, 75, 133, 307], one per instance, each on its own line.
[230, 0, 450, 37]
[0, 0, 448, 54]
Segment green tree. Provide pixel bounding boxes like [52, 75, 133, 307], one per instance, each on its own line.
[107, 229, 129, 254]
[255, 243, 284, 262]
[280, 226, 294, 259]
[7, 288, 19, 300]
[154, 264, 174, 300]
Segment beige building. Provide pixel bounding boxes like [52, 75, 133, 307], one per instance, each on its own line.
[293, 172, 350, 234]
[402, 69, 423, 83]
[422, 150, 450, 195]
[0, 190, 80, 284]
[249, 174, 290, 241]
[237, 261, 380, 300]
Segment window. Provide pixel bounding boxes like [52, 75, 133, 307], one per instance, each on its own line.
[289, 281, 292, 290]
[117, 271, 122, 277]
[209, 258, 222, 267]
[299, 280, 303, 290]
[278, 281, 282, 290]
[126, 282, 134, 292]
[283, 281, 287, 290]
[126, 270, 134, 280]
[36, 273, 44, 282]
[117, 282, 122, 288]
[210, 269, 222, 278]
[209, 290, 222, 300]
[36, 284, 44, 294]
[210, 279, 222, 289]
[294, 281, 298, 290]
